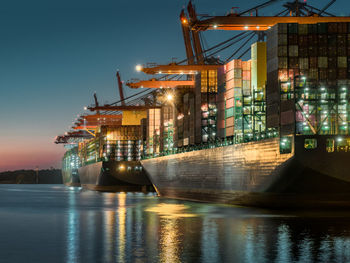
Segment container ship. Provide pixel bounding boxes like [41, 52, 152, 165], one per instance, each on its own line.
[55, 77, 155, 192]
[126, 1, 350, 208]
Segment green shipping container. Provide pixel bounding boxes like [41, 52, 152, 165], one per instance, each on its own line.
[226, 108, 234, 118]
[317, 23, 328, 34]
[288, 23, 298, 34]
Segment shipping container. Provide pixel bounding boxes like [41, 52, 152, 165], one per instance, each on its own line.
[317, 23, 328, 34]
[318, 57, 328, 68]
[288, 23, 298, 34]
[288, 45, 298, 57]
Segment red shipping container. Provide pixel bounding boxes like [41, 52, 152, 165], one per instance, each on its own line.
[226, 98, 234, 108]
[338, 23, 347, 33]
[328, 23, 338, 33]
[288, 69, 299, 78]
[242, 70, 251, 80]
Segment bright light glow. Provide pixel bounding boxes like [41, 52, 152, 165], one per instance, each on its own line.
[166, 94, 173, 101]
[118, 165, 125, 171]
[84, 106, 87, 110]
[213, 24, 218, 29]
[256, 26, 260, 29]
[337, 137, 343, 142]
[244, 26, 248, 30]
[135, 64, 143, 72]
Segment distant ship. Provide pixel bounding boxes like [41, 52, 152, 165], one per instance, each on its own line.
[76, 125, 152, 191]
[61, 147, 81, 187]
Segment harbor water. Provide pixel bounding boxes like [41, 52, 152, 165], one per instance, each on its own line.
[1, 185, 350, 262]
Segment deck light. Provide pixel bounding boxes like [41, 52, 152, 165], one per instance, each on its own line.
[166, 94, 173, 101]
[213, 24, 218, 29]
[135, 64, 143, 72]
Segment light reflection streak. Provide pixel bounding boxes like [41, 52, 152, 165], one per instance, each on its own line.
[146, 203, 197, 263]
[276, 224, 292, 263]
[159, 218, 180, 263]
[117, 193, 127, 263]
[201, 218, 218, 263]
[66, 190, 79, 263]
[103, 193, 116, 263]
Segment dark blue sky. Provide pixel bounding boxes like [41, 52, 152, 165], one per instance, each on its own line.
[0, 0, 347, 171]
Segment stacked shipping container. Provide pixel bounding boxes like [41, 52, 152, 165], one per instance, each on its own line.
[267, 22, 350, 136]
[147, 108, 161, 155]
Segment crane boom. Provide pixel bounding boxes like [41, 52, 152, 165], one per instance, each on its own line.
[137, 64, 222, 74]
[116, 71, 125, 105]
[127, 79, 195, 89]
[93, 93, 100, 115]
[187, 2, 204, 64]
[180, 9, 195, 65]
[88, 105, 161, 111]
[190, 16, 350, 31]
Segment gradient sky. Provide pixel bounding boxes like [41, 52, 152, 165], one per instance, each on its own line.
[0, 0, 347, 171]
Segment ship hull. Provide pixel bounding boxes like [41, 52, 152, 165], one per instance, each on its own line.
[141, 136, 350, 208]
[78, 160, 153, 192]
[62, 169, 80, 187]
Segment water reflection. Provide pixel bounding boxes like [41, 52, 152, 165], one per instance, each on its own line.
[42, 187, 350, 263]
[117, 193, 126, 263]
[66, 189, 79, 263]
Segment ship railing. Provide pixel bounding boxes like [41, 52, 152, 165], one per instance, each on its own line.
[142, 130, 279, 159]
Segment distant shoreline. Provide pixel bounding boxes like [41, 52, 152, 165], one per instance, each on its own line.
[0, 169, 63, 184]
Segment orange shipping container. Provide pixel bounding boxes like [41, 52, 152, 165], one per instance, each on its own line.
[242, 61, 251, 71]
[226, 117, 234, 127]
[225, 88, 234, 99]
[226, 59, 242, 71]
[226, 69, 242, 80]
[242, 70, 251, 80]
[226, 126, 234, 136]
[226, 79, 242, 88]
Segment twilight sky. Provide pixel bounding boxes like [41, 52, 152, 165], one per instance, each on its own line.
[0, 0, 347, 171]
